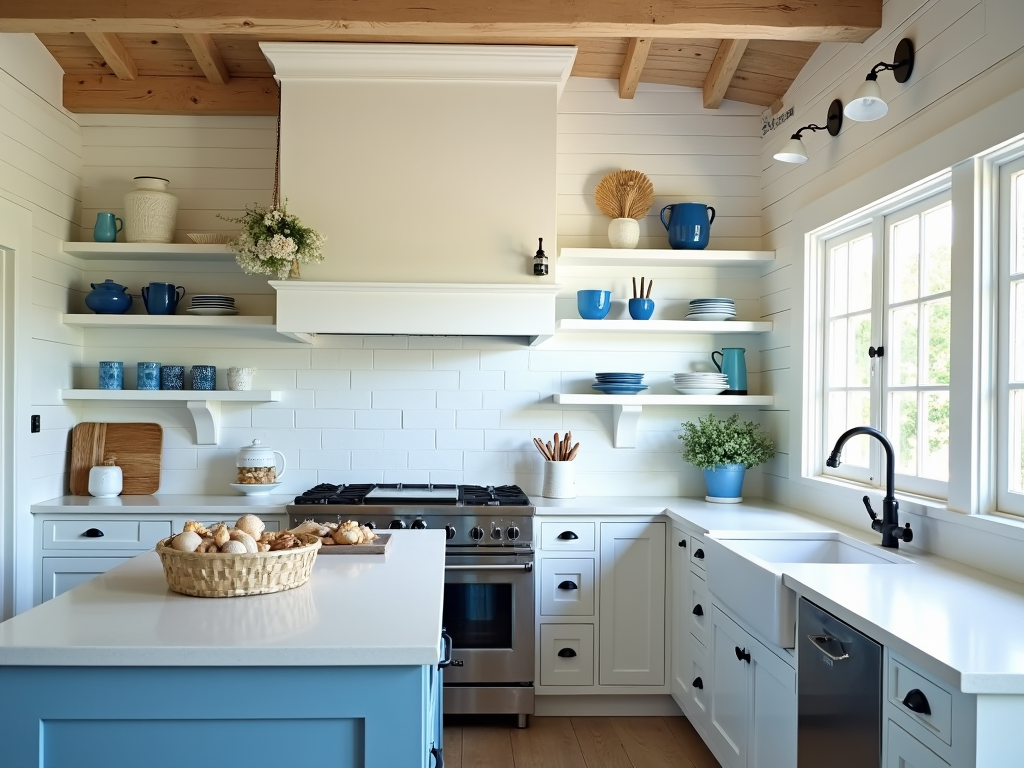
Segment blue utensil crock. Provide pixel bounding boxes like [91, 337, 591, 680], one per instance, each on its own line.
[137, 362, 161, 390]
[99, 361, 123, 390]
[712, 347, 747, 394]
[628, 298, 655, 320]
[192, 365, 216, 391]
[160, 365, 185, 390]
[85, 279, 132, 314]
[660, 202, 716, 250]
[93, 212, 123, 243]
[142, 282, 186, 315]
[577, 290, 612, 320]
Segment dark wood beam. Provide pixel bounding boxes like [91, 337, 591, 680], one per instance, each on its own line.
[0, 1, 883, 43]
[63, 74, 278, 114]
[183, 32, 231, 84]
[703, 38, 749, 109]
[85, 31, 137, 80]
[618, 37, 651, 99]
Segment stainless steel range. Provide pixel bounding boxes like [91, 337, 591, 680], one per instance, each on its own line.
[288, 483, 536, 727]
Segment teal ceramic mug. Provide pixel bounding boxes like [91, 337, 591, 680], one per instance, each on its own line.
[93, 212, 123, 243]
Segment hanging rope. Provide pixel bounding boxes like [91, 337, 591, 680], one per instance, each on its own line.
[272, 82, 282, 209]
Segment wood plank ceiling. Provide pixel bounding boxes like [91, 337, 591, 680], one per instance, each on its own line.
[3, 1, 881, 115]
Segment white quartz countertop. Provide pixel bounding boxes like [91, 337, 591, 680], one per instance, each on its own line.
[32, 495, 293, 514]
[0, 530, 445, 667]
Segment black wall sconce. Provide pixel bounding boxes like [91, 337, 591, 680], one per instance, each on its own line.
[844, 38, 915, 122]
[773, 99, 844, 165]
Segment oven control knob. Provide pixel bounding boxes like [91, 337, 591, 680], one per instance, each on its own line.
[506, 525, 520, 541]
[469, 526, 484, 541]
[362, 521, 376, 530]
[445, 525, 457, 540]
[389, 519, 406, 530]
[490, 526, 503, 540]
[411, 519, 427, 529]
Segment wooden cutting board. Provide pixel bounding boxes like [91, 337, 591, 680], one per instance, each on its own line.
[70, 422, 163, 495]
[316, 533, 393, 555]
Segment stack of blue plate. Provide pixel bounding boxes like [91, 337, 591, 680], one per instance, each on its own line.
[592, 372, 648, 395]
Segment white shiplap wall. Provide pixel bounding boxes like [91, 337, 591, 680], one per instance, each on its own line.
[0, 34, 84, 614]
[75, 77, 769, 499]
[758, 0, 1024, 578]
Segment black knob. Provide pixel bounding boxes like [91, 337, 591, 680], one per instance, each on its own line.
[735, 646, 751, 663]
[445, 525, 457, 540]
[83, 528, 104, 538]
[557, 531, 578, 540]
[557, 648, 577, 658]
[678, 539, 686, 548]
[388, 519, 406, 530]
[490, 526, 502, 540]
[868, 345, 885, 358]
[692, 604, 703, 617]
[693, 677, 704, 690]
[694, 548, 705, 559]
[469, 526, 484, 541]
[506, 525, 520, 540]
[558, 580, 578, 590]
[411, 519, 427, 529]
[363, 521, 377, 530]
[902, 688, 931, 715]
[900, 522, 914, 543]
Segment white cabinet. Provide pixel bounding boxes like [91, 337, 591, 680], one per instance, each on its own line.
[709, 606, 796, 768]
[540, 558, 595, 616]
[41, 557, 133, 601]
[599, 521, 666, 686]
[887, 720, 950, 768]
[540, 624, 595, 686]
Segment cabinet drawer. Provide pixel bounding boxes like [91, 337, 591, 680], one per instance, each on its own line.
[688, 571, 710, 649]
[41, 557, 132, 601]
[886, 720, 950, 768]
[888, 660, 953, 746]
[540, 521, 595, 551]
[540, 624, 595, 686]
[689, 533, 708, 570]
[686, 635, 712, 735]
[541, 558, 595, 616]
[42, 520, 172, 550]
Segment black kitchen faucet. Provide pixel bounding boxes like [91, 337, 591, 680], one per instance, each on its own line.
[826, 426, 914, 549]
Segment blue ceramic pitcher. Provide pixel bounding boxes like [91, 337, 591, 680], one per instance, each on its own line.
[660, 202, 716, 250]
[141, 282, 185, 315]
[712, 347, 747, 394]
[93, 212, 123, 243]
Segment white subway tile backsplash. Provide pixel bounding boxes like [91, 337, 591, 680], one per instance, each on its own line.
[363, 336, 409, 349]
[322, 429, 383, 449]
[403, 410, 456, 430]
[464, 451, 507, 474]
[296, 369, 352, 389]
[460, 370, 504, 390]
[437, 390, 483, 410]
[262, 390, 316, 409]
[314, 391, 372, 410]
[220, 406, 253, 429]
[484, 429, 533, 451]
[383, 429, 436, 449]
[433, 350, 480, 370]
[436, 429, 484, 450]
[457, 410, 501, 429]
[409, 450, 463, 470]
[372, 390, 436, 410]
[296, 409, 356, 429]
[299, 449, 352, 470]
[409, 336, 462, 350]
[352, 370, 459, 390]
[251, 409, 295, 429]
[311, 349, 374, 369]
[355, 410, 402, 429]
[504, 370, 560, 393]
[352, 450, 409, 470]
[374, 349, 433, 370]
[161, 449, 198, 470]
[384, 469, 429, 483]
[429, 471, 465, 485]
[499, 409, 564, 430]
[479, 349, 530, 370]
[318, 469, 384, 485]
[482, 390, 541, 410]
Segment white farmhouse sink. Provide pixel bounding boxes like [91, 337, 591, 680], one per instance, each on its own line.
[704, 532, 911, 649]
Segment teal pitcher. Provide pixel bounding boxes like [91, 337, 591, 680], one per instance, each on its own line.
[712, 348, 747, 394]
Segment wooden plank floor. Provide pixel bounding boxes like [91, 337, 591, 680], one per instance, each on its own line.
[443, 716, 721, 768]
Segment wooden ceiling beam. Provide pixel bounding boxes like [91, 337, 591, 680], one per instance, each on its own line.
[183, 33, 231, 84]
[703, 38, 749, 109]
[618, 37, 651, 99]
[0, 0, 883, 43]
[85, 31, 137, 80]
[63, 74, 278, 115]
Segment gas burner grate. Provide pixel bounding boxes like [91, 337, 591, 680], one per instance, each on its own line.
[460, 485, 531, 507]
[292, 483, 375, 505]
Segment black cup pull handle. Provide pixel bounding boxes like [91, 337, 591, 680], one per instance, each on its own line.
[678, 539, 687, 548]
[84, 528, 104, 538]
[693, 676, 704, 690]
[902, 688, 932, 716]
[438, 629, 453, 669]
[558, 648, 577, 658]
[431, 745, 444, 768]
[735, 646, 751, 663]
[694, 548, 705, 559]
[692, 604, 704, 617]
[558, 580, 578, 590]
[557, 531, 579, 540]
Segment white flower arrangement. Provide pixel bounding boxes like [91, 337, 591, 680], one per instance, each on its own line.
[220, 202, 325, 279]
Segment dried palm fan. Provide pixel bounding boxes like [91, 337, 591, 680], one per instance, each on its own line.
[595, 170, 655, 220]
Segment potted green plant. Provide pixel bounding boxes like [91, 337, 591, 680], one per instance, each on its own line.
[678, 413, 776, 503]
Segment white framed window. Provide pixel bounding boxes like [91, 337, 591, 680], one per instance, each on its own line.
[998, 155, 1024, 515]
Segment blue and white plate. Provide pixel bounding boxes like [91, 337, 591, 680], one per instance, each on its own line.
[592, 383, 649, 394]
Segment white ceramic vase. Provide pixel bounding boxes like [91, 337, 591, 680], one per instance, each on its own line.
[227, 367, 256, 391]
[124, 176, 178, 244]
[88, 464, 123, 498]
[542, 461, 577, 499]
[607, 218, 640, 249]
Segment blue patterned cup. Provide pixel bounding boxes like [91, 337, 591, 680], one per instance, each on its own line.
[99, 361, 123, 390]
[137, 362, 161, 390]
[160, 365, 185, 390]
[191, 365, 216, 391]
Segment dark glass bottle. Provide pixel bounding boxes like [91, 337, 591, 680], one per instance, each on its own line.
[533, 237, 549, 276]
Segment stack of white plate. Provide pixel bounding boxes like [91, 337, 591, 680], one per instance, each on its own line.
[187, 295, 238, 316]
[687, 298, 736, 321]
[673, 371, 729, 395]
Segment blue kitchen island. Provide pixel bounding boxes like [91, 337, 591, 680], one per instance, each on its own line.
[0, 530, 447, 768]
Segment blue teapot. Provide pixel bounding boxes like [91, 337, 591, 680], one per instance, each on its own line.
[85, 279, 132, 314]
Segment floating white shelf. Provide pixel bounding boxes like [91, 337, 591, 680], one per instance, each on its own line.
[62, 242, 234, 261]
[60, 314, 314, 344]
[60, 390, 283, 445]
[552, 393, 774, 448]
[531, 318, 772, 345]
[556, 248, 775, 269]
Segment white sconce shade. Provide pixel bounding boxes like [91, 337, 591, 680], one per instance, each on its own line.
[773, 137, 809, 164]
[844, 78, 888, 122]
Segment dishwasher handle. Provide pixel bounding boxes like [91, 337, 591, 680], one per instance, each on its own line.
[445, 563, 533, 572]
[807, 634, 850, 662]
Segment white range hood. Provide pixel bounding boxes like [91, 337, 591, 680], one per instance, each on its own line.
[260, 42, 576, 339]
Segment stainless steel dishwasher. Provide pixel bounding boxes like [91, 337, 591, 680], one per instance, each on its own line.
[797, 598, 882, 768]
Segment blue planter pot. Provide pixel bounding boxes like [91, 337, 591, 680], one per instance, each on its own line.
[703, 464, 746, 502]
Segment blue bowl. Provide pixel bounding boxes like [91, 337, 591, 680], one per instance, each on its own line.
[629, 298, 655, 320]
[577, 290, 612, 320]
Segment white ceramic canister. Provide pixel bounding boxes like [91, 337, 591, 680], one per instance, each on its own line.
[542, 460, 576, 499]
[88, 459, 123, 498]
[227, 367, 256, 391]
[236, 439, 287, 484]
[607, 217, 640, 249]
[124, 176, 179, 244]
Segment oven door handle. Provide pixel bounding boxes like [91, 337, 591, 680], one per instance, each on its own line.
[445, 563, 534, 572]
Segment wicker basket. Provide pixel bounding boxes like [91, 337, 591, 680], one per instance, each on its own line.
[156, 538, 321, 598]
